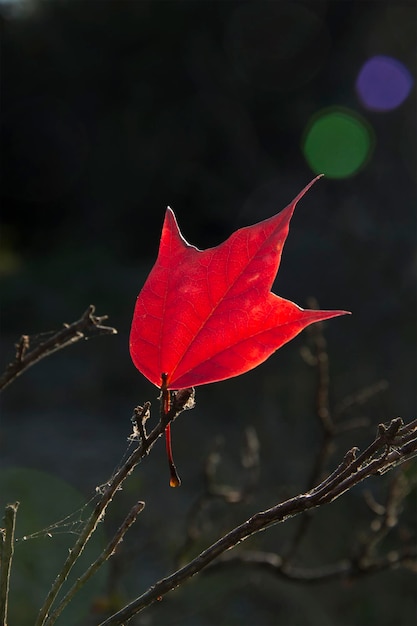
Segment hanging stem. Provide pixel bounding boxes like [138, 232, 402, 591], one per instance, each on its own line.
[161, 373, 181, 487]
[165, 423, 181, 487]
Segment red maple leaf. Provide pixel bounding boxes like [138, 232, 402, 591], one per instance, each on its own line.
[130, 176, 349, 391]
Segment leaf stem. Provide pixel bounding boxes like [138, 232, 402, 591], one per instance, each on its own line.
[165, 424, 181, 488]
[160, 374, 181, 487]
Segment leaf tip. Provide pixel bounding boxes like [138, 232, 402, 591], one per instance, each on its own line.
[162, 206, 186, 246]
[326, 309, 352, 319]
[286, 175, 325, 218]
[299, 174, 324, 197]
[165, 206, 177, 223]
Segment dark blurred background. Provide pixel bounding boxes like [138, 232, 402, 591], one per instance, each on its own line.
[0, 1, 416, 625]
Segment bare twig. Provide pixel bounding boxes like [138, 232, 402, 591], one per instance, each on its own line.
[356, 471, 415, 569]
[310, 419, 416, 503]
[286, 302, 388, 564]
[36, 394, 194, 626]
[175, 427, 260, 566]
[99, 416, 417, 626]
[335, 380, 389, 417]
[45, 501, 145, 626]
[285, 304, 334, 562]
[208, 457, 416, 584]
[0, 305, 117, 392]
[129, 402, 151, 445]
[205, 545, 417, 582]
[0, 502, 19, 626]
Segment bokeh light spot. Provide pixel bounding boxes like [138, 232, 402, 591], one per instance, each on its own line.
[356, 55, 414, 111]
[302, 109, 374, 178]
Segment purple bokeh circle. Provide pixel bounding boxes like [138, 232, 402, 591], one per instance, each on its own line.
[356, 55, 414, 112]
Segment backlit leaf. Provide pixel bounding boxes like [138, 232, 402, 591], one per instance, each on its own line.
[130, 177, 349, 390]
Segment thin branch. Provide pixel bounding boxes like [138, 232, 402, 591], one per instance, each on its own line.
[0, 502, 19, 626]
[175, 428, 260, 566]
[335, 380, 389, 417]
[99, 416, 417, 626]
[287, 305, 388, 564]
[210, 457, 417, 583]
[0, 305, 117, 392]
[45, 501, 145, 626]
[356, 471, 412, 569]
[35, 392, 194, 626]
[205, 545, 417, 583]
[285, 305, 334, 562]
[310, 421, 416, 505]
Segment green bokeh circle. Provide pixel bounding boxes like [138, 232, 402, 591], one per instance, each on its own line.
[302, 108, 374, 178]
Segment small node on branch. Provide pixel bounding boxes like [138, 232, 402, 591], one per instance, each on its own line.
[378, 417, 403, 441]
[130, 403, 151, 446]
[172, 388, 195, 414]
[15, 335, 29, 362]
[158, 380, 195, 488]
[342, 446, 359, 468]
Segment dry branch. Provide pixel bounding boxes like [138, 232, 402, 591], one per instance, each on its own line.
[37, 391, 194, 626]
[0, 305, 117, 392]
[0, 502, 19, 626]
[99, 416, 417, 626]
